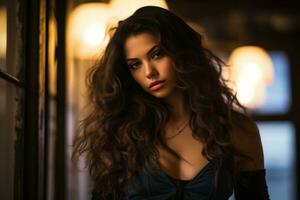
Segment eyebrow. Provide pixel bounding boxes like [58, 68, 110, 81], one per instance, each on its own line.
[126, 44, 160, 62]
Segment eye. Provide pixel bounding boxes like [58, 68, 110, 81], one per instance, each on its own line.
[151, 50, 163, 60]
[128, 61, 141, 70]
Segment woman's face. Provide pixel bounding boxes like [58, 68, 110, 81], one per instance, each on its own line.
[124, 32, 178, 99]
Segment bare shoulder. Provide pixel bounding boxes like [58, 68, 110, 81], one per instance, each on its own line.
[230, 110, 265, 171]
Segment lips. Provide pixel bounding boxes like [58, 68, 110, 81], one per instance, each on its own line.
[149, 80, 165, 88]
[149, 81, 165, 91]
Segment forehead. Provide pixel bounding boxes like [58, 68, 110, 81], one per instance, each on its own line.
[124, 32, 159, 59]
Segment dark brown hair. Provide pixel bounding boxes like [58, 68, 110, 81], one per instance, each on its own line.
[72, 6, 249, 199]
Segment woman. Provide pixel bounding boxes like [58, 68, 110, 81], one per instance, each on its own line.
[72, 6, 270, 200]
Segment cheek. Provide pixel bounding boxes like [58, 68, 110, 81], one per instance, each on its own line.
[131, 73, 147, 88]
[162, 60, 176, 78]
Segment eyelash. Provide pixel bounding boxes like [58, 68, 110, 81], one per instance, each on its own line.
[128, 50, 164, 70]
[151, 50, 162, 59]
[129, 62, 141, 70]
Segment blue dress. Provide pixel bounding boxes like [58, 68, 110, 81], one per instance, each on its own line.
[91, 161, 270, 199]
[125, 162, 233, 200]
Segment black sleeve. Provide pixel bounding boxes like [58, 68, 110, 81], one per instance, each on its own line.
[234, 169, 270, 200]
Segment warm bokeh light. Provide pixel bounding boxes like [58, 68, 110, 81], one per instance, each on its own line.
[110, 0, 168, 20]
[228, 46, 274, 109]
[83, 25, 106, 47]
[68, 1, 168, 60]
[0, 7, 7, 59]
[68, 3, 110, 59]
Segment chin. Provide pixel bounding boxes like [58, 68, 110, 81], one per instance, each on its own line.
[152, 93, 168, 98]
[149, 89, 174, 99]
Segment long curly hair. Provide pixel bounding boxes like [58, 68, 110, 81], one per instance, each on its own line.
[72, 6, 249, 199]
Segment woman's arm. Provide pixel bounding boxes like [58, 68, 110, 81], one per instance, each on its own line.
[231, 111, 264, 171]
[231, 112, 270, 200]
[234, 169, 270, 200]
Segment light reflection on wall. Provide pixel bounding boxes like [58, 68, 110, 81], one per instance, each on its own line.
[0, 6, 7, 59]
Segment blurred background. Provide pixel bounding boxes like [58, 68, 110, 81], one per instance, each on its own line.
[0, 0, 299, 199]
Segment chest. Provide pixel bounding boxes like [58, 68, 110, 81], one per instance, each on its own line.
[156, 128, 209, 180]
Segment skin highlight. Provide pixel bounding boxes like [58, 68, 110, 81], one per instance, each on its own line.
[124, 32, 188, 122]
[125, 33, 178, 100]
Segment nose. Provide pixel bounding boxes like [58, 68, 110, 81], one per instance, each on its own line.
[144, 61, 158, 79]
